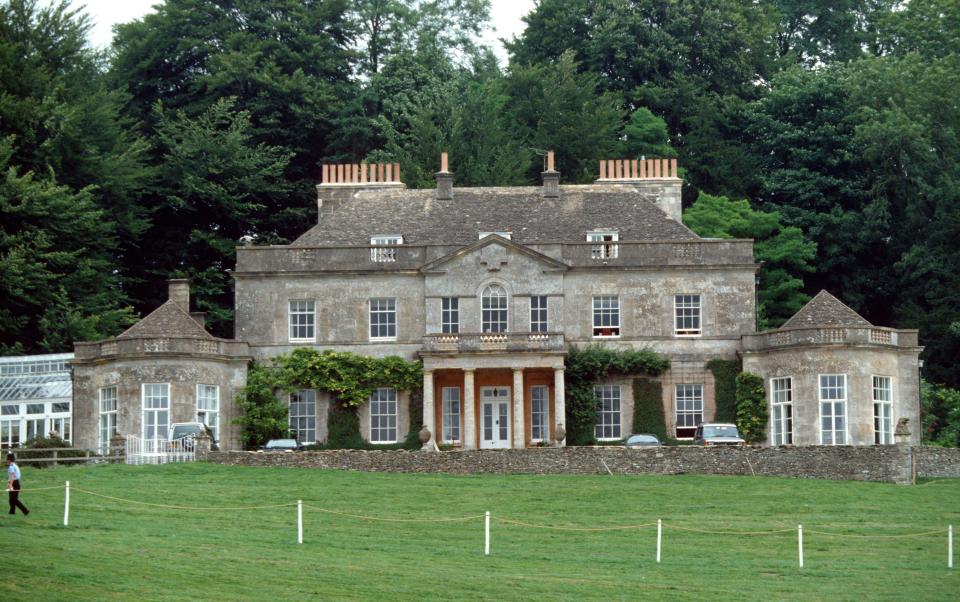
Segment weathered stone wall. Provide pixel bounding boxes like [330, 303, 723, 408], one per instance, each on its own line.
[742, 344, 922, 446]
[73, 355, 248, 451]
[201, 445, 939, 484]
[915, 446, 960, 478]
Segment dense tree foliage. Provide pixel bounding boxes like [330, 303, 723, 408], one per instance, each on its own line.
[2, 0, 959, 396]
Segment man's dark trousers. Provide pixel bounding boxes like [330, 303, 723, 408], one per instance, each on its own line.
[9, 480, 28, 515]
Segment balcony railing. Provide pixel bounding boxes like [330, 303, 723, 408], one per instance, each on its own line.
[422, 332, 565, 354]
[741, 326, 919, 351]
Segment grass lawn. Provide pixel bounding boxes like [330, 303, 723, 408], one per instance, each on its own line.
[1, 463, 957, 601]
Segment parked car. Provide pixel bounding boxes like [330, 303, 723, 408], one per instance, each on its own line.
[624, 434, 662, 448]
[693, 423, 746, 447]
[258, 438, 304, 452]
[168, 422, 219, 451]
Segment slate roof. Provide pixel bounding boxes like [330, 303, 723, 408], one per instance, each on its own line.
[781, 290, 872, 329]
[294, 185, 699, 246]
[116, 300, 214, 340]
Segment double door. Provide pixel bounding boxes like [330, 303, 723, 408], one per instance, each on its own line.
[480, 387, 510, 449]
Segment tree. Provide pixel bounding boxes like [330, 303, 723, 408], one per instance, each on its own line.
[684, 192, 816, 327]
[351, 0, 491, 76]
[0, 137, 136, 351]
[507, 0, 778, 194]
[0, 0, 147, 351]
[507, 51, 624, 183]
[621, 108, 675, 160]
[146, 98, 292, 334]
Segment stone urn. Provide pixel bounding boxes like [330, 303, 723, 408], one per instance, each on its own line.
[419, 425, 433, 449]
[554, 424, 566, 447]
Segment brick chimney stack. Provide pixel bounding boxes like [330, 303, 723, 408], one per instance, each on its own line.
[542, 150, 560, 198]
[435, 151, 453, 200]
[168, 279, 190, 311]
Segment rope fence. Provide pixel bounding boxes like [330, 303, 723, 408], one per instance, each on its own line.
[12, 481, 955, 570]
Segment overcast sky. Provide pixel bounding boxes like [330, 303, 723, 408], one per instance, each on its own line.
[77, 0, 534, 62]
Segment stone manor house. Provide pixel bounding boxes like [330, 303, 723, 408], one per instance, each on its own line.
[63, 153, 922, 453]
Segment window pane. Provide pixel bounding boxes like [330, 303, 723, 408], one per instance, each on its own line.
[593, 385, 621, 439]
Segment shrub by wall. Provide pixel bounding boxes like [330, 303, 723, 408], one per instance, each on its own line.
[707, 359, 739, 423]
[632, 377, 667, 441]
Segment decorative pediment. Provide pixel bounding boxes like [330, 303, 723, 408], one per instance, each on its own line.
[420, 234, 568, 274]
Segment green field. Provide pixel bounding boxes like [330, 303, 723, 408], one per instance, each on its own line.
[1, 463, 957, 601]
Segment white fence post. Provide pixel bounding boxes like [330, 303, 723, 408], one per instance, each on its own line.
[484, 511, 490, 556]
[798, 525, 804, 568]
[949, 525, 953, 569]
[63, 481, 70, 526]
[656, 519, 662, 563]
[297, 500, 303, 545]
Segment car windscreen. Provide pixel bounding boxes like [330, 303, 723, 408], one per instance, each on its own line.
[266, 439, 297, 448]
[703, 425, 740, 438]
[171, 425, 200, 439]
[627, 435, 657, 445]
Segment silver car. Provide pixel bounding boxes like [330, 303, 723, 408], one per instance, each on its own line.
[693, 423, 746, 447]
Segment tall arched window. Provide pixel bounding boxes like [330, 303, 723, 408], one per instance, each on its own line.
[481, 285, 508, 333]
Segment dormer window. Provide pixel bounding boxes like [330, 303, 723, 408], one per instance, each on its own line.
[588, 231, 619, 259]
[479, 231, 511, 240]
[370, 235, 402, 262]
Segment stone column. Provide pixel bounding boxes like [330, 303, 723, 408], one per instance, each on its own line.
[463, 370, 477, 450]
[513, 368, 525, 448]
[554, 368, 567, 447]
[422, 370, 435, 448]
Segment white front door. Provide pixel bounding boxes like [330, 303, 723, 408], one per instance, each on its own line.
[480, 387, 511, 449]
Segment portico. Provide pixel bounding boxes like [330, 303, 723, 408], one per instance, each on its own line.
[420, 350, 566, 449]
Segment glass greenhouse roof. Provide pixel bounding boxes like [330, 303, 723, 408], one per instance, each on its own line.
[0, 353, 73, 403]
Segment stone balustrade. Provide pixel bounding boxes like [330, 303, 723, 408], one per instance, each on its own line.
[742, 326, 920, 351]
[236, 240, 756, 274]
[74, 337, 250, 360]
[422, 332, 565, 354]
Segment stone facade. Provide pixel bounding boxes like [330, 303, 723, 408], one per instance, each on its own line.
[742, 292, 922, 446]
[70, 155, 925, 454]
[72, 281, 251, 451]
[232, 157, 760, 449]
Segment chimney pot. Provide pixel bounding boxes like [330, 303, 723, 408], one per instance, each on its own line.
[168, 279, 190, 311]
[547, 150, 555, 172]
[436, 152, 453, 200]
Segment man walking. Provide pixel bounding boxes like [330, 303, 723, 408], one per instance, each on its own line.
[7, 453, 29, 515]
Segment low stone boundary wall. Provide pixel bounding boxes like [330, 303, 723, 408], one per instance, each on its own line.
[916, 446, 960, 478]
[198, 444, 960, 485]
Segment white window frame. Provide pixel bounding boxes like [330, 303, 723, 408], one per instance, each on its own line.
[288, 299, 316, 342]
[370, 388, 398, 444]
[441, 387, 461, 444]
[594, 385, 622, 440]
[530, 295, 548, 333]
[479, 231, 512, 240]
[674, 294, 702, 336]
[441, 297, 459, 334]
[873, 375, 893, 445]
[675, 384, 703, 436]
[481, 285, 508, 333]
[592, 295, 620, 338]
[99, 386, 118, 454]
[531, 385, 550, 442]
[819, 374, 847, 445]
[770, 377, 793, 446]
[142, 383, 170, 441]
[288, 389, 316, 444]
[588, 231, 619, 259]
[369, 298, 397, 341]
[370, 235, 403, 262]
[197, 384, 220, 442]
